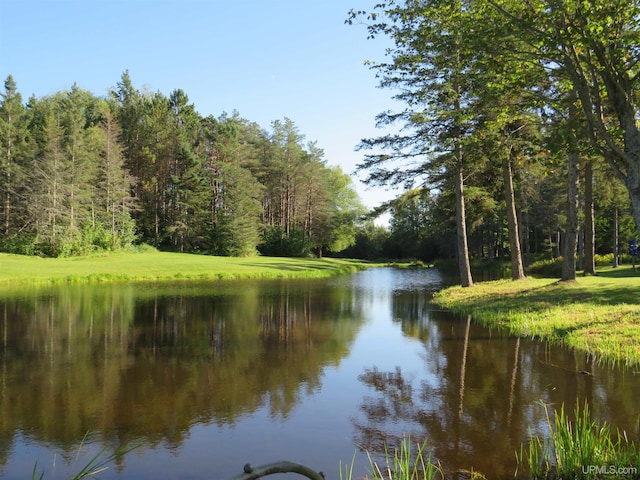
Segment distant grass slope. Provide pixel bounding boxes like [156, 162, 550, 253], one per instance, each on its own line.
[0, 251, 373, 286]
[433, 267, 640, 366]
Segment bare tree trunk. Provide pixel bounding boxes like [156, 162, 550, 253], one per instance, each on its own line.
[626, 160, 640, 244]
[562, 147, 580, 281]
[455, 164, 473, 287]
[584, 160, 596, 275]
[502, 151, 525, 280]
[613, 206, 619, 268]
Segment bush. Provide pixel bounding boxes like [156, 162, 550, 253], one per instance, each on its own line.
[0, 231, 39, 255]
[595, 252, 639, 266]
[527, 257, 563, 277]
[258, 226, 314, 257]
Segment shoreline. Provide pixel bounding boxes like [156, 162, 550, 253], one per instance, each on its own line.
[432, 268, 640, 367]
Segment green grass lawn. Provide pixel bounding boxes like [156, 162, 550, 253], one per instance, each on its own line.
[432, 267, 640, 366]
[0, 251, 373, 286]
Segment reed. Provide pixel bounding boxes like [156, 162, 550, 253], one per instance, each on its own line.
[518, 402, 639, 479]
[31, 434, 139, 480]
[341, 436, 443, 480]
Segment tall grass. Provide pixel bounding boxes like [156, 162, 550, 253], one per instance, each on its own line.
[341, 437, 444, 480]
[518, 402, 639, 479]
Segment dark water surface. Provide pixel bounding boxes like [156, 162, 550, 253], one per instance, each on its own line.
[0, 268, 638, 479]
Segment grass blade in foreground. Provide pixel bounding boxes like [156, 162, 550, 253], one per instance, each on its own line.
[31, 435, 140, 480]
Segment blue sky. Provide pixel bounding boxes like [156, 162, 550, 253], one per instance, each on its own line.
[0, 0, 402, 220]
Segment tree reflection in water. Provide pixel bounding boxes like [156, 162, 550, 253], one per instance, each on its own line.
[353, 300, 640, 479]
[0, 280, 364, 467]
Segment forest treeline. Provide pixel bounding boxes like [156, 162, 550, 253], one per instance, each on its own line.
[1, 45, 637, 264]
[0, 72, 366, 257]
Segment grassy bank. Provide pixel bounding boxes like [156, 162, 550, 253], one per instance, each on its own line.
[0, 251, 374, 286]
[432, 267, 640, 366]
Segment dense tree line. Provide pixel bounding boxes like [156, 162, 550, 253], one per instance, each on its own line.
[348, 0, 640, 284]
[0, 72, 364, 257]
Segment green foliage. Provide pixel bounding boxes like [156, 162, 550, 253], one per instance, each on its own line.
[258, 226, 313, 257]
[341, 222, 390, 261]
[0, 74, 368, 259]
[384, 189, 444, 261]
[527, 257, 563, 278]
[367, 437, 443, 480]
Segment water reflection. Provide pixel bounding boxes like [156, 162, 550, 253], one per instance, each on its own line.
[0, 280, 364, 469]
[0, 270, 638, 479]
[353, 285, 640, 478]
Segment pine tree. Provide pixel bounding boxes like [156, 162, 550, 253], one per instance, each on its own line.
[28, 95, 70, 253]
[348, 1, 479, 286]
[207, 114, 263, 256]
[61, 84, 100, 235]
[96, 102, 136, 249]
[0, 75, 30, 237]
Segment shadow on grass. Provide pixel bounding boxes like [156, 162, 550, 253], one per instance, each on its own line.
[243, 260, 362, 273]
[477, 276, 639, 311]
[592, 266, 640, 278]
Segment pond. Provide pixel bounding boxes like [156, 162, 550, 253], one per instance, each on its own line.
[0, 268, 638, 479]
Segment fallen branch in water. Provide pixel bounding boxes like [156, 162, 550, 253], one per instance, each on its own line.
[230, 461, 326, 480]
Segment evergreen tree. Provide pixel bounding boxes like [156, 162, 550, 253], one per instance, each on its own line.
[28, 95, 70, 254]
[95, 102, 136, 249]
[61, 84, 100, 235]
[0, 75, 30, 237]
[206, 113, 263, 256]
[165, 89, 209, 251]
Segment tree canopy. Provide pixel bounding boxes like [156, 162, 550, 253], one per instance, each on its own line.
[348, 0, 640, 281]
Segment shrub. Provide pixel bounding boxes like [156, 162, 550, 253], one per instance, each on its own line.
[527, 257, 563, 278]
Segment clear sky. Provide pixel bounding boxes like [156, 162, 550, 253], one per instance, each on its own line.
[0, 0, 402, 222]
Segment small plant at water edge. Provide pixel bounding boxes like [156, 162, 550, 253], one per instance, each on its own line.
[31, 435, 139, 480]
[341, 436, 444, 480]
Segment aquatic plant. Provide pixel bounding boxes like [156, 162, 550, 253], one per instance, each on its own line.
[31, 434, 139, 480]
[518, 401, 639, 479]
[341, 436, 444, 480]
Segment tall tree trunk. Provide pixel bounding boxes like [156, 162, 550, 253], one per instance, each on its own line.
[562, 147, 580, 281]
[455, 164, 473, 287]
[583, 160, 596, 275]
[613, 206, 619, 268]
[502, 150, 525, 280]
[626, 159, 640, 243]
[3, 142, 10, 234]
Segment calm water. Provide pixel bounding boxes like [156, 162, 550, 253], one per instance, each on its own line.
[0, 268, 638, 479]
